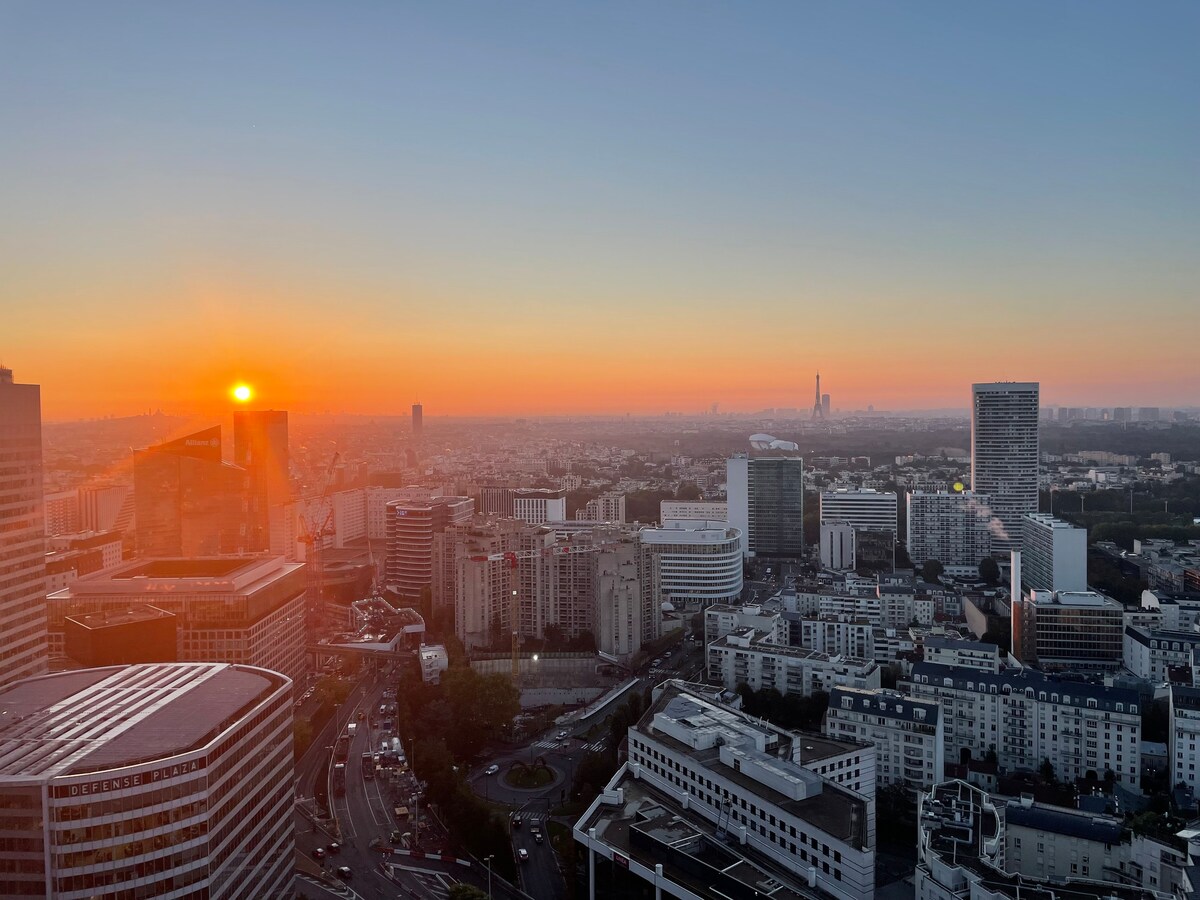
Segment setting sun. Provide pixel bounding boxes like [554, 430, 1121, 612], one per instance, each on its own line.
[232, 384, 252, 403]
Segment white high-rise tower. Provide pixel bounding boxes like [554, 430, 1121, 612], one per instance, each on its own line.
[0, 368, 48, 685]
[971, 382, 1040, 555]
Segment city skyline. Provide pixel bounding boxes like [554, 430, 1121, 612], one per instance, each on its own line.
[3, 2, 1198, 419]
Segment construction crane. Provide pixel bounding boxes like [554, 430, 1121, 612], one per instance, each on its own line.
[465, 540, 627, 680]
[298, 451, 340, 642]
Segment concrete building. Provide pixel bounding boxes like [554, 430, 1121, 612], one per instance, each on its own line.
[727, 454, 805, 559]
[1170, 684, 1200, 797]
[639, 520, 743, 609]
[511, 488, 566, 525]
[708, 627, 881, 698]
[660, 499, 728, 524]
[419, 643, 448, 683]
[1124, 626, 1200, 683]
[1013, 590, 1124, 671]
[704, 603, 788, 647]
[0, 662, 294, 899]
[922, 635, 1002, 672]
[820, 489, 898, 535]
[825, 686, 944, 790]
[1020, 513, 1087, 593]
[43, 489, 80, 536]
[821, 522, 857, 571]
[47, 557, 307, 685]
[971, 382, 1040, 555]
[578, 491, 626, 523]
[575, 680, 877, 900]
[1004, 798, 1126, 882]
[385, 495, 474, 599]
[0, 367, 48, 687]
[904, 663, 1141, 786]
[906, 491, 993, 570]
[133, 427, 249, 557]
[411, 401, 423, 436]
[78, 483, 132, 534]
[595, 538, 648, 657]
[233, 409, 290, 552]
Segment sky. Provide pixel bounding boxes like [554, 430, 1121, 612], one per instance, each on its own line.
[2, 1, 1197, 419]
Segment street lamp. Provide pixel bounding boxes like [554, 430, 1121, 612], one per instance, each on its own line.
[484, 854, 494, 899]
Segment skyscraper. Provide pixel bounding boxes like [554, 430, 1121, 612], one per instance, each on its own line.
[971, 382, 1040, 554]
[0, 368, 48, 686]
[412, 401, 423, 436]
[233, 409, 290, 551]
[133, 427, 248, 557]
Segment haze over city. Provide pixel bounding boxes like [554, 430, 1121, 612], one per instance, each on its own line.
[3, 2, 1198, 419]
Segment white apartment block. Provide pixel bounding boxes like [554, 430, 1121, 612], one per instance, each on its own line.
[1170, 684, 1200, 795]
[512, 488, 566, 524]
[579, 681, 878, 900]
[708, 627, 881, 698]
[820, 489, 898, 534]
[1124, 626, 1200, 683]
[1021, 513, 1087, 593]
[821, 522, 857, 570]
[800, 618, 875, 660]
[660, 499, 729, 524]
[639, 520, 743, 608]
[826, 687, 945, 790]
[904, 663, 1141, 786]
[578, 491, 626, 523]
[906, 491, 993, 569]
[922, 635, 1002, 672]
[703, 603, 787, 646]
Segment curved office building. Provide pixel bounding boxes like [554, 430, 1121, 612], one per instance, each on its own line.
[0, 663, 294, 899]
[640, 520, 744, 608]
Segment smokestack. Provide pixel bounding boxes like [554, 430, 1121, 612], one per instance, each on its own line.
[1010, 550, 1022, 663]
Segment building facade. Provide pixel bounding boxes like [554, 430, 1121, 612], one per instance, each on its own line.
[511, 488, 566, 525]
[638, 520, 743, 609]
[905, 491, 993, 570]
[233, 409, 290, 553]
[660, 499, 729, 524]
[1020, 513, 1087, 593]
[708, 627, 881, 698]
[825, 687, 944, 790]
[0, 368, 48, 687]
[820, 490, 898, 535]
[1013, 589, 1124, 671]
[385, 495, 474, 599]
[0, 662, 294, 899]
[971, 382, 1040, 555]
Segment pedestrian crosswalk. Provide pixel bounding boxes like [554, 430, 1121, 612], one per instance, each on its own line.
[410, 871, 457, 898]
[532, 737, 605, 753]
[581, 739, 606, 753]
[531, 739, 558, 750]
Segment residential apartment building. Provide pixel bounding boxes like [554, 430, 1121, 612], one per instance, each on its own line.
[577, 491, 626, 523]
[575, 681, 877, 900]
[0, 663, 294, 899]
[660, 499, 728, 524]
[639, 520, 743, 609]
[971, 382, 1040, 554]
[0, 368, 48, 686]
[708, 627, 881, 698]
[825, 686, 944, 790]
[1170, 684, 1200, 795]
[820, 489, 898, 535]
[905, 491, 993, 569]
[904, 663, 1141, 785]
[1124, 626, 1200, 683]
[1021, 513, 1087, 593]
[384, 495, 474, 599]
[511, 488, 566, 524]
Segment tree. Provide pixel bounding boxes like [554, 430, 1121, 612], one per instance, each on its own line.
[921, 560, 945, 583]
[1039, 758, 1056, 783]
[674, 482, 703, 501]
[978, 557, 1000, 586]
[449, 886, 488, 900]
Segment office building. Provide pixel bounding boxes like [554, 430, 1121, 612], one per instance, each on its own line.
[0, 662, 294, 899]
[708, 627, 880, 698]
[971, 382, 1040, 554]
[727, 454, 805, 559]
[47, 557, 307, 684]
[0, 368, 48, 686]
[412, 401, 423, 435]
[233, 409, 290, 552]
[511, 488, 566, 524]
[63, 605, 178, 666]
[133, 427, 249, 557]
[575, 680, 877, 900]
[903, 663, 1141, 786]
[1020, 512, 1087, 593]
[385, 496, 475, 599]
[1012, 589, 1124, 671]
[905, 491, 993, 569]
[79, 483, 132, 533]
[639, 520, 743, 609]
[825, 687, 944, 790]
[43, 489, 80, 536]
[44, 531, 125, 592]
[820, 489, 898, 535]
[660, 499, 728, 524]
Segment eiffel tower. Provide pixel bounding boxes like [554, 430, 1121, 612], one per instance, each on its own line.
[811, 371, 824, 419]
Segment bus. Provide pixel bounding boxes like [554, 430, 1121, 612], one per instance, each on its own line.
[362, 752, 375, 780]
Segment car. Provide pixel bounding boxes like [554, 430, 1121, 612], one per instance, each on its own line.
[356, 710, 366, 721]
[517, 848, 529, 862]
[335, 866, 352, 880]
[485, 764, 500, 776]
[556, 731, 568, 740]
[534, 832, 544, 845]
[311, 847, 326, 860]
[327, 842, 341, 855]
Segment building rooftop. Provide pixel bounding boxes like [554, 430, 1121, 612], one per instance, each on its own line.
[1004, 801, 1123, 844]
[0, 663, 286, 780]
[65, 605, 175, 630]
[114, 558, 248, 579]
[830, 686, 939, 725]
[52, 556, 304, 600]
[908, 663, 1139, 713]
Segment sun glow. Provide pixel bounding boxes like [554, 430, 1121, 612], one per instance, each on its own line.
[232, 384, 253, 403]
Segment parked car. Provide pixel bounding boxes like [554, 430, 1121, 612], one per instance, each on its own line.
[335, 866, 352, 880]
[311, 847, 326, 860]
[556, 731, 568, 740]
[327, 842, 341, 855]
